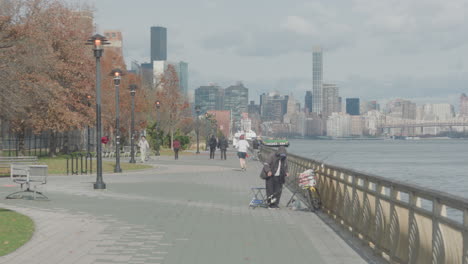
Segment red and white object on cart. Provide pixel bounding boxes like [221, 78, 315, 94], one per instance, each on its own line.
[298, 169, 317, 189]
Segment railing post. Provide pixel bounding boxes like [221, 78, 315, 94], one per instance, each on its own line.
[374, 183, 384, 257]
[432, 198, 445, 264]
[463, 209, 468, 264]
[66, 156, 69, 175]
[389, 186, 398, 262]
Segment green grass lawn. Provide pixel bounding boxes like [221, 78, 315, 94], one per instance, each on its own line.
[0, 208, 34, 256]
[0, 157, 152, 176]
[39, 157, 152, 175]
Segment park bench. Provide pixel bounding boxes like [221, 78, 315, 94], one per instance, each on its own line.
[0, 156, 39, 168]
[0, 156, 48, 200]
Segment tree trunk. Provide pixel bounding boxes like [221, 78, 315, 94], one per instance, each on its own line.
[49, 131, 58, 157]
[60, 131, 70, 154]
[17, 127, 26, 156]
[170, 128, 173, 150]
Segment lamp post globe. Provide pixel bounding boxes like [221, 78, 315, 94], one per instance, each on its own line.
[110, 69, 124, 173]
[86, 34, 110, 190]
[129, 84, 137, 163]
[155, 100, 161, 156]
[195, 106, 201, 154]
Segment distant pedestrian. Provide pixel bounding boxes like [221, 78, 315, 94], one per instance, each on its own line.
[262, 146, 289, 209]
[138, 136, 150, 163]
[209, 135, 217, 159]
[236, 134, 249, 171]
[252, 137, 260, 160]
[173, 139, 181, 160]
[218, 136, 228, 160]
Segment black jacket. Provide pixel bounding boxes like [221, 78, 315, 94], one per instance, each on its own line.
[218, 138, 228, 150]
[252, 139, 259, 149]
[263, 146, 289, 183]
[209, 137, 218, 148]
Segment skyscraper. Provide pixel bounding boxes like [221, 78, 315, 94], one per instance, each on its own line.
[460, 93, 468, 116]
[194, 85, 224, 113]
[322, 84, 340, 118]
[151, 26, 167, 61]
[305, 91, 312, 113]
[346, 98, 360, 116]
[312, 47, 323, 114]
[224, 82, 249, 117]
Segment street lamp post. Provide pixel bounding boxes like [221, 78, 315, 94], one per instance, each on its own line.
[86, 95, 92, 154]
[110, 69, 124, 173]
[86, 34, 110, 190]
[129, 84, 137, 163]
[195, 106, 201, 154]
[155, 100, 161, 156]
[205, 112, 210, 151]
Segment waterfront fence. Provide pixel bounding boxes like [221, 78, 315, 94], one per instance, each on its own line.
[260, 146, 468, 264]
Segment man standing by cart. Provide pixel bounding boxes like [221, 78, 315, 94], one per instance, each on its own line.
[262, 146, 289, 209]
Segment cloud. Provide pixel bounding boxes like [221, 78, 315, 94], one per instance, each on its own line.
[202, 14, 353, 57]
[352, 0, 468, 52]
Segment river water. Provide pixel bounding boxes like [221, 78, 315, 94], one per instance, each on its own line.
[288, 139, 468, 199]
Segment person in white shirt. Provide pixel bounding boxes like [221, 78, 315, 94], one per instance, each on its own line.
[137, 136, 150, 163]
[236, 135, 250, 171]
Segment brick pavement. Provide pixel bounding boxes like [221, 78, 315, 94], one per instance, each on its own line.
[0, 152, 378, 264]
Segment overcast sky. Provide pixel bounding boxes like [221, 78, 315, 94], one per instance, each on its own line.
[76, 0, 468, 107]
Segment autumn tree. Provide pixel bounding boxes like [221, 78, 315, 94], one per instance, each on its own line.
[0, 0, 95, 155]
[154, 65, 192, 149]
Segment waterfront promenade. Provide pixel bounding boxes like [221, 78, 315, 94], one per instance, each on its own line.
[0, 153, 376, 264]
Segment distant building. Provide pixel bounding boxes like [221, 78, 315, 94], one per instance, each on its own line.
[346, 98, 360, 116]
[460, 93, 468, 116]
[350, 116, 363, 136]
[312, 47, 323, 114]
[206, 110, 231, 138]
[304, 113, 323, 136]
[248, 101, 260, 115]
[322, 84, 340, 118]
[151, 26, 167, 61]
[260, 92, 286, 122]
[305, 91, 313, 113]
[141, 63, 153, 88]
[363, 110, 384, 136]
[152, 60, 188, 95]
[417, 103, 455, 135]
[224, 82, 249, 132]
[194, 85, 224, 113]
[326, 112, 351, 137]
[175, 61, 188, 97]
[104, 30, 123, 53]
[385, 99, 416, 120]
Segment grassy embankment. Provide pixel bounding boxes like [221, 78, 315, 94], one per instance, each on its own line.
[0, 209, 34, 256]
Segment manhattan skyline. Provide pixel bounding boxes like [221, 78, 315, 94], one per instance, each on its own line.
[82, 0, 468, 106]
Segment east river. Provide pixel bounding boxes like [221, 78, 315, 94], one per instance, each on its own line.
[288, 139, 468, 199]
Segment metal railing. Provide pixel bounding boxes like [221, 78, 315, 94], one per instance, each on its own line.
[66, 153, 93, 175]
[260, 146, 468, 264]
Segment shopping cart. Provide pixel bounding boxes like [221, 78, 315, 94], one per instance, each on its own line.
[249, 187, 269, 208]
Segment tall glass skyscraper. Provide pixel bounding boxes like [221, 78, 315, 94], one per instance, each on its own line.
[151, 27, 167, 61]
[312, 47, 323, 114]
[305, 91, 313, 113]
[346, 98, 360, 116]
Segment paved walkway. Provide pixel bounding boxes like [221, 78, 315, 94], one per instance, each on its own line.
[0, 152, 376, 264]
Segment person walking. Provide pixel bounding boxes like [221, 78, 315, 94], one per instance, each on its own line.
[236, 134, 249, 171]
[138, 136, 150, 163]
[173, 139, 181, 160]
[218, 136, 228, 160]
[252, 137, 260, 160]
[209, 135, 217, 159]
[262, 146, 289, 209]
